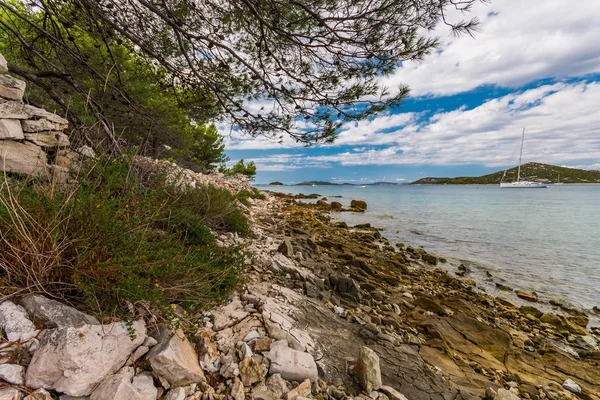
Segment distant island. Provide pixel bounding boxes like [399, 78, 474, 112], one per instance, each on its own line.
[412, 162, 600, 185]
[268, 181, 285, 186]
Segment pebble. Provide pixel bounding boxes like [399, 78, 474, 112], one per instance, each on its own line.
[562, 379, 581, 394]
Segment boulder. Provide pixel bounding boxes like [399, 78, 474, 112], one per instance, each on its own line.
[231, 378, 245, 400]
[23, 389, 52, 400]
[54, 149, 80, 170]
[330, 201, 342, 211]
[21, 118, 68, 133]
[90, 373, 144, 400]
[0, 140, 47, 177]
[0, 364, 25, 385]
[266, 340, 318, 382]
[20, 295, 99, 329]
[162, 388, 185, 400]
[0, 53, 7, 74]
[421, 254, 438, 266]
[562, 379, 581, 394]
[378, 386, 409, 400]
[252, 374, 289, 400]
[354, 346, 382, 393]
[493, 389, 520, 400]
[350, 200, 367, 211]
[239, 355, 268, 386]
[0, 301, 38, 342]
[24, 131, 69, 148]
[147, 328, 205, 389]
[26, 320, 146, 397]
[0, 119, 24, 139]
[278, 239, 294, 258]
[131, 373, 157, 400]
[0, 101, 68, 124]
[515, 290, 537, 302]
[0, 75, 26, 102]
[0, 387, 22, 400]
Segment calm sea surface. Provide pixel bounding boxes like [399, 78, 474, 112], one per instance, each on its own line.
[267, 184, 600, 322]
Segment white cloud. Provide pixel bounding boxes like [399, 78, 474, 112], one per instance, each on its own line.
[380, 0, 600, 97]
[262, 81, 600, 168]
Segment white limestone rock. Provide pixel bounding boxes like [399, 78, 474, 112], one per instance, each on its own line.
[0, 141, 47, 177]
[0, 387, 22, 400]
[378, 386, 409, 400]
[0, 53, 7, 74]
[26, 320, 146, 397]
[0, 119, 24, 139]
[211, 300, 249, 331]
[355, 346, 382, 393]
[21, 118, 67, 133]
[23, 389, 52, 400]
[0, 75, 26, 102]
[562, 379, 581, 394]
[132, 373, 158, 400]
[19, 295, 99, 329]
[0, 301, 38, 342]
[0, 364, 25, 385]
[24, 131, 69, 148]
[266, 340, 318, 383]
[493, 388, 521, 400]
[0, 101, 68, 124]
[90, 373, 144, 400]
[147, 328, 205, 389]
[163, 388, 186, 400]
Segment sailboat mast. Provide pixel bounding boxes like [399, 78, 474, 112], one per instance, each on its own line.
[517, 128, 525, 182]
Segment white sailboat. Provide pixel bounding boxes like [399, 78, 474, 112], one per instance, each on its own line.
[554, 174, 564, 185]
[500, 128, 547, 188]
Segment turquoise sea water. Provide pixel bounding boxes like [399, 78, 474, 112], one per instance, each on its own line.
[268, 184, 600, 321]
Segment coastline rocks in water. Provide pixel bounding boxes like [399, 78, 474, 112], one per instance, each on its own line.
[350, 200, 367, 212]
[266, 340, 318, 382]
[90, 373, 144, 400]
[515, 290, 538, 302]
[354, 346, 382, 393]
[539, 314, 587, 335]
[330, 202, 342, 211]
[0, 301, 39, 342]
[147, 328, 205, 389]
[456, 264, 468, 277]
[19, 295, 99, 328]
[421, 253, 438, 266]
[26, 320, 146, 397]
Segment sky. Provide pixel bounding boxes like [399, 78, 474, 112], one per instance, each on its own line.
[221, 0, 600, 184]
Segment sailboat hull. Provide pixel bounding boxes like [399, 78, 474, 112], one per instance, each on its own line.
[500, 181, 547, 188]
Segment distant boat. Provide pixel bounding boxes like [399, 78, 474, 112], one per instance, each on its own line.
[500, 128, 547, 188]
[359, 185, 367, 188]
[554, 174, 565, 185]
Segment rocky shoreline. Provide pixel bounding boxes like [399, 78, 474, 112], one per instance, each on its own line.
[0, 175, 599, 400]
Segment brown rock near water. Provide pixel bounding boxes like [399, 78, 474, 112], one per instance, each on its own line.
[350, 200, 367, 211]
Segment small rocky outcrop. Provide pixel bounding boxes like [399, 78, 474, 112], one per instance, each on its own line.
[350, 199, 367, 211]
[19, 295, 99, 329]
[354, 346, 382, 393]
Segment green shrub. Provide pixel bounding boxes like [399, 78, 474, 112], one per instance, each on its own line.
[0, 157, 248, 319]
[236, 188, 266, 207]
